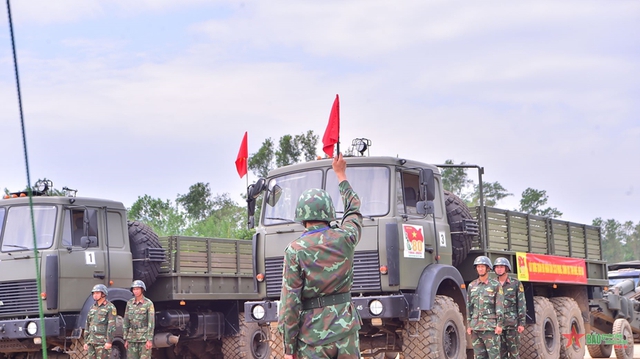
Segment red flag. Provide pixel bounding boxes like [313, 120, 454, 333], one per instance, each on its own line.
[235, 131, 248, 178]
[322, 94, 340, 157]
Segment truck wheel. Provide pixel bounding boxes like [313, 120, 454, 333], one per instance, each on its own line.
[268, 323, 283, 359]
[587, 343, 613, 358]
[221, 314, 270, 359]
[402, 295, 466, 359]
[128, 220, 162, 287]
[109, 338, 126, 359]
[612, 318, 634, 359]
[520, 296, 560, 359]
[443, 191, 473, 267]
[550, 297, 586, 359]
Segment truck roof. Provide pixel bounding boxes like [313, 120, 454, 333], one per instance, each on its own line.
[608, 260, 640, 271]
[1, 196, 126, 210]
[267, 155, 441, 177]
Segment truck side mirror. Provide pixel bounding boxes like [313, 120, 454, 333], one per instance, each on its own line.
[265, 182, 282, 207]
[419, 169, 435, 201]
[81, 236, 98, 248]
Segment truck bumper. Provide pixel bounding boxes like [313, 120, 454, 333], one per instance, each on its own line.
[245, 294, 411, 324]
[0, 317, 63, 340]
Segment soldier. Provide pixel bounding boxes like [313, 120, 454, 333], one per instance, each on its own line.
[123, 280, 155, 359]
[466, 255, 504, 359]
[84, 284, 117, 359]
[278, 153, 363, 359]
[494, 257, 526, 359]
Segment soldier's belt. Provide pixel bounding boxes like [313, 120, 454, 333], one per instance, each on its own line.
[302, 292, 351, 310]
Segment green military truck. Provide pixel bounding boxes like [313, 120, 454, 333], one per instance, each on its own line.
[243, 155, 608, 359]
[0, 183, 270, 359]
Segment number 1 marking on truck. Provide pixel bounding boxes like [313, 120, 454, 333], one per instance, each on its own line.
[85, 251, 96, 265]
[439, 231, 446, 247]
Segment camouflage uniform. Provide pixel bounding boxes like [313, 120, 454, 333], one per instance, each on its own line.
[123, 296, 155, 359]
[84, 300, 117, 359]
[278, 180, 363, 359]
[467, 277, 504, 359]
[500, 277, 526, 358]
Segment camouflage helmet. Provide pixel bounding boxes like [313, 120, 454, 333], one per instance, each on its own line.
[91, 284, 108, 296]
[473, 255, 493, 270]
[294, 188, 336, 222]
[494, 257, 512, 272]
[131, 280, 147, 291]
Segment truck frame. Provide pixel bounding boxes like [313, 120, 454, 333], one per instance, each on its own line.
[0, 191, 270, 359]
[243, 155, 608, 359]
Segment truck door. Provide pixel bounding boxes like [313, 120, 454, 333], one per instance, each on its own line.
[57, 208, 105, 312]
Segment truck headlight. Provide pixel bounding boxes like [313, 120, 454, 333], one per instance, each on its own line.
[26, 321, 38, 335]
[369, 300, 384, 316]
[252, 305, 266, 320]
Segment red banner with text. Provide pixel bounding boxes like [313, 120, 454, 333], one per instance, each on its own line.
[516, 252, 587, 284]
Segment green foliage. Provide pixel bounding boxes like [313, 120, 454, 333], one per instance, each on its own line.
[440, 160, 473, 200]
[594, 218, 640, 263]
[518, 188, 563, 218]
[248, 138, 275, 178]
[469, 181, 512, 207]
[176, 182, 213, 222]
[249, 131, 319, 178]
[276, 135, 300, 167]
[128, 195, 185, 236]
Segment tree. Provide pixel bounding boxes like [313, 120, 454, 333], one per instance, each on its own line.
[176, 182, 213, 222]
[128, 195, 185, 236]
[275, 135, 300, 167]
[296, 130, 319, 161]
[594, 217, 625, 263]
[440, 159, 473, 200]
[248, 138, 275, 178]
[248, 131, 319, 178]
[518, 188, 562, 218]
[469, 181, 512, 207]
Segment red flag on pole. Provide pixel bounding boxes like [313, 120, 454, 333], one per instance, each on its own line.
[322, 94, 340, 158]
[235, 131, 248, 178]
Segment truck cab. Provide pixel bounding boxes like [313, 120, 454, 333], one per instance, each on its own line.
[0, 191, 134, 356]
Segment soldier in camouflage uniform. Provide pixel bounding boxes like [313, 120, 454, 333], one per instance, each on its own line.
[84, 284, 117, 359]
[494, 257, 526, 359]
[123, 280, 155, 359]
[278, 153, 363, 359]
[466, 255, 504, 359]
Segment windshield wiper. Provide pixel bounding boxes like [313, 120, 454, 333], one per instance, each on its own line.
[4, 244, 31, 250]
[265, 217, 296, 224]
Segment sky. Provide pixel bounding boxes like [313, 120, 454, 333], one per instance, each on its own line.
[0, 0, 638, 226]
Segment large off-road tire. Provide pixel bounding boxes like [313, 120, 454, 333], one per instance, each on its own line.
[268, 323, 283, 359]
[401, 295, 466, 359]
[587, 342, 613, 358]
[521, 296, 560, 359]
[550, 297, 586, 359]
[443, 191, 474, 267]
[221, 314, 270, 359]
[612, 318, 634, 359]
[127, 220, 162, 287]
[109, 338, 126, 359]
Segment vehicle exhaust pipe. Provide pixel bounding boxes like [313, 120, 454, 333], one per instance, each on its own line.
[153, 333, 180, 348]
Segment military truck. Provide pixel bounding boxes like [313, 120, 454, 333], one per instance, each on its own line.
[242, 154, 608, 359]
[0, 182, 270, 359]
[588, 261, 640, 359]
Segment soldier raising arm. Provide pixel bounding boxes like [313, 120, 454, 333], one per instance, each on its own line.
[278, 153, 363, 359]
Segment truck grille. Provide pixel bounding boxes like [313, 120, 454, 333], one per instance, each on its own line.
[0, 280, 39, 316]
[265, 250, 381, 298]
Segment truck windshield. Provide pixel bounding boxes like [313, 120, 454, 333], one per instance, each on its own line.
[0, 205, 57, 252]
[262, 166, 391, 226]
[263, 170, 323, 226]
[327, 166, 390, 217]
